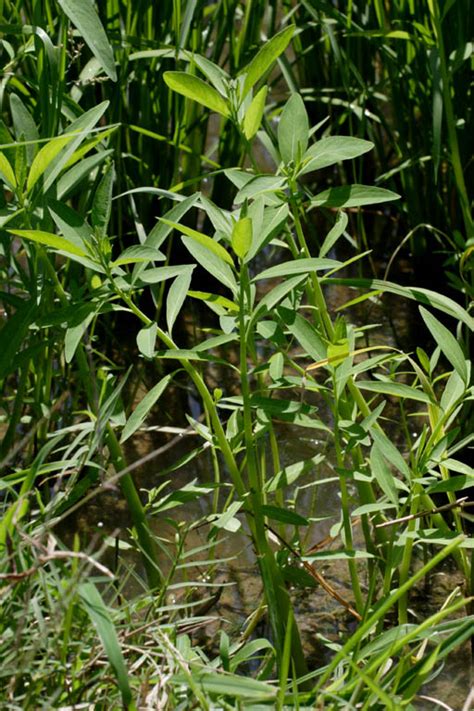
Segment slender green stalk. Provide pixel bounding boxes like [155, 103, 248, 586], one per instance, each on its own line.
[333, 379, 364, 613]
[314, 535, 465, 695]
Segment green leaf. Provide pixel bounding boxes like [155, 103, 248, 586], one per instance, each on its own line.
[121, 373, 173, 443]
[278, 307, 326, 361]
[160, 218, 234, 266]
[370, 442, 399, 504]
[188, 291, 238, 313]
[112, 245, 166, 267]
[261, 504, 309, 526]
[232, 216, 252, 259]
[265, 456, 324, 492]
[189, 52, 230, 96]
[137, 323, 157, 359]
[357, 379, 433, 404]
[8, 229, 87, 257]
[247, 203, 289, 261]
[327, 339, 350, 367]
[234, 174, 286, 204]
[164, 71, 230, 116]
[78, 583, 132, 707]
[428, 474, 473, 494]
[419, 307, 468, 384]
[209, 501, 243, 532]
[48, 199, 93, 251]
[58, 0, 117, 81]
[27, 135, 75, 193]
[300, 136, 373, 176]
[241, 25, 294, 99]
[173, 671, 276, 699]
[269, 351, 284, 380]
[243, 85, 268, 140]
[167, 267, 193, 335]
[253, 274, 306, 319]
[230, 638, 274, 671]
[311, 184, 400, 209]
[144, 194, 198, 251]
[278, 93, 309, 165]
[10, 94, 39, 164]
[181, 236, 237, 294]
[57, 149, 114, 199]
[319, 211, 348, 258]
[14, 138, 27, 190]
[91, 162, 114, 237]
[138, 265, 192, 284]
[65, 308, 96, 363]
[254, 257, 340, 281]
[371, 428, 410, 480]
[43, 102, 109, 193]
[0, 151, 16, 189]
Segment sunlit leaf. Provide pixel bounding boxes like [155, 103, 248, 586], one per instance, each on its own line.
[161, 217, 234, 265]
[300, 136, 373, 176]
[121, 373, 173, 443]
[8, 229, 87, 257]
[419, 306, 468, 384]
[58, 0, 117, 80]
[136, 323, 157, 359]
[241, 25, 294, 99]
[278, 93, 309, 165]
[311, 184, 400, 208]
[164, 71, 230, 116]
[232, 216, 252, 259]
[78, 583, 132, 707]
[167, 267, 193, 335]
[243, 86, 268, 140]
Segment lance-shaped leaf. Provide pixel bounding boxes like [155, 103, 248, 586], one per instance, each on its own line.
[78, 583, 132, 707]
[232, 216, 252, 259]
[160, 218, 234, 265]
[167, 267, 194, 335]
[58, 0, 117, 81]
[137, 323, 157, 359]
[278, 93, 309, 165]
[182, 236, 237, 294]
[27, 135, 75, 193]
[0, 152, 16, 189]
[10, 94, 39, 164]
[300, 136, 374, 176]
[43, 102, 109, 193]
[243, 85, 268, 140]
[419, 306, 468, 384]
[320, 211, 349, 258]
[8, 229, 87, 257]
[311, 184, 400, 209]
[121, 373, 173, 443]
[241, 25, 294, 99]
[254, 257, 340, 280]
[91, 162, 114, 237]
[164, 71, 230, 116]
[370, 442, 399, 504]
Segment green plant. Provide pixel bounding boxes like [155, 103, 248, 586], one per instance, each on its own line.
[1, 6, 473, 708]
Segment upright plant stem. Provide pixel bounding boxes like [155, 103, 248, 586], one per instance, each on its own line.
[239, 260, 308, 678]
[333, 386, 364, 613]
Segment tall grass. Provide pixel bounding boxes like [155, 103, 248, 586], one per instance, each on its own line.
[295, 0, 473, 293]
